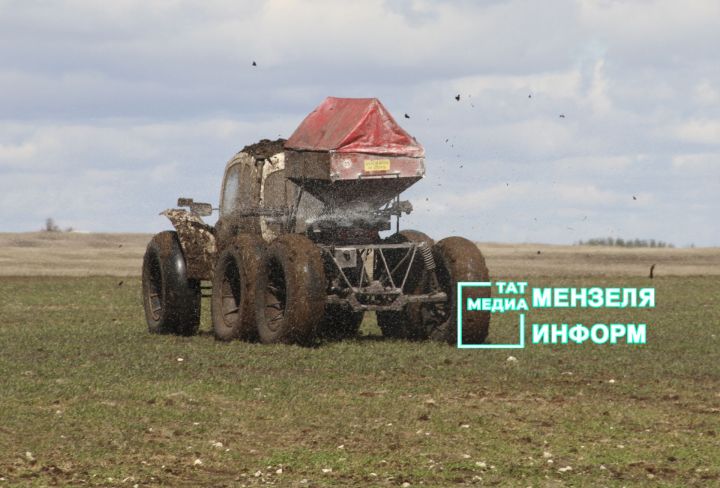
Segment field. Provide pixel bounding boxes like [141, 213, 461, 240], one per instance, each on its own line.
[2, 232, 719, 278]
[0, 233, 719, 487]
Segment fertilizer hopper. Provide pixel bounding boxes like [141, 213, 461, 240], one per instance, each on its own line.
[285, 97, 425, 208]
[284, 97, 424, 239]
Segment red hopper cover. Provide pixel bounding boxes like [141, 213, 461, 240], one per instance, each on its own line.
[285, 97, 424, 158]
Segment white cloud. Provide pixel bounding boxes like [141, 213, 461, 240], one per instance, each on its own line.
[149, 161, 180, 182]
[451, 69, 583, 106]
[0, 142, 36, 167]
[694, 80, 720, 105]
[437, 181, 627, 213]
[671, 152, 720, 170]
[553, 155, 633, 173]
[587, 59, 612, 115]
[578, 0, 720, 54]
[674, 120, 720, 145]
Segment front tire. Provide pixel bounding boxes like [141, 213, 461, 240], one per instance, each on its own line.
[211, 234, 265, 341]
[142, 231, 201, 336]
[255, 234, 327, 345]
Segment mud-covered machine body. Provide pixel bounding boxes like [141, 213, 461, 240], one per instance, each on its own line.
[142, 97, 490, 344]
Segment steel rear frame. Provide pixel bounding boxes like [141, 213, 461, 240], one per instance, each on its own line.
[322, 241, 447, 312]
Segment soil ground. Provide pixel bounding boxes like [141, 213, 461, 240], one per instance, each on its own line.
[0, 233, 718, 486]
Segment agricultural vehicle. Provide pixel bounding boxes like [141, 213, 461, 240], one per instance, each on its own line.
[141, 97, 491, 345]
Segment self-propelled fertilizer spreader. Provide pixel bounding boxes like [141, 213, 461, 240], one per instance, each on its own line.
[142, 97, 490, 345]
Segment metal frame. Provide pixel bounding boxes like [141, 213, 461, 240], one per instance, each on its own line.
[321, 242, 446, 312]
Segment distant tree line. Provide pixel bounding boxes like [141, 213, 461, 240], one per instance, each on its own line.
[575, 237, 674, 248]
[43, 218, 73, 233]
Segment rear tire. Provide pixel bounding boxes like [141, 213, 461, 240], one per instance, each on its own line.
[211, 234, 265, 341]
[256, 234, 327, 345]
[142, 231, 201, 336]
[421, 237, 491, 344]
[376, 230, 433, 340]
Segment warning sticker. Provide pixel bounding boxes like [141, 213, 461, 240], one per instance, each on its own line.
[364, 159, 391, 172]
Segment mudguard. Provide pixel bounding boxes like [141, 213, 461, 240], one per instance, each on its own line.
[161, 209, 217, 280]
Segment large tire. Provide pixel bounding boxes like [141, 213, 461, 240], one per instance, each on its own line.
[319, 305, 364, 341]
[376, 230, 433, 339]
[211, 234, 265, 341]
[142, 231, 201, 336]
[255, 234, 327, 345]
[421, 237, 491, 344]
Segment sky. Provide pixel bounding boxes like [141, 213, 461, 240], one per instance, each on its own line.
[0, 0, 718, 246]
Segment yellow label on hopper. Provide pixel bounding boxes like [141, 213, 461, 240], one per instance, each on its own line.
[364, 159, 391, 172]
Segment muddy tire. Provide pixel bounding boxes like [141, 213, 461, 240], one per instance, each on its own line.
[211, 234, 265, 342]
[376, 230, 433, 339]
[421, 237, 491, 344]
[142, 231, 201, 336]
[256, 234, 327, 345]
[319, 305, 364, 341]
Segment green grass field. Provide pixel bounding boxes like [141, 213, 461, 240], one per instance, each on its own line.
[0, 275, 718, 487]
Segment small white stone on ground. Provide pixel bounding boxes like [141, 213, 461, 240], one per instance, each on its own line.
[543, 451, 552, 458]
[402, 482, 411, 487]
[475, 461, 487, 468]
[558, 466, 573, 473]
[322, 468, 332, 473]
[276, 468, 282, 474]
[193, 458, 202, 466]
[507, 356, 518, 362]
[177, 357, 184, 362]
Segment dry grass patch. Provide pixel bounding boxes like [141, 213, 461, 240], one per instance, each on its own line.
[1, 233, 718, 278]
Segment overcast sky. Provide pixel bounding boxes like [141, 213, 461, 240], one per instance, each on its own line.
[0, 0, 718, 246]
